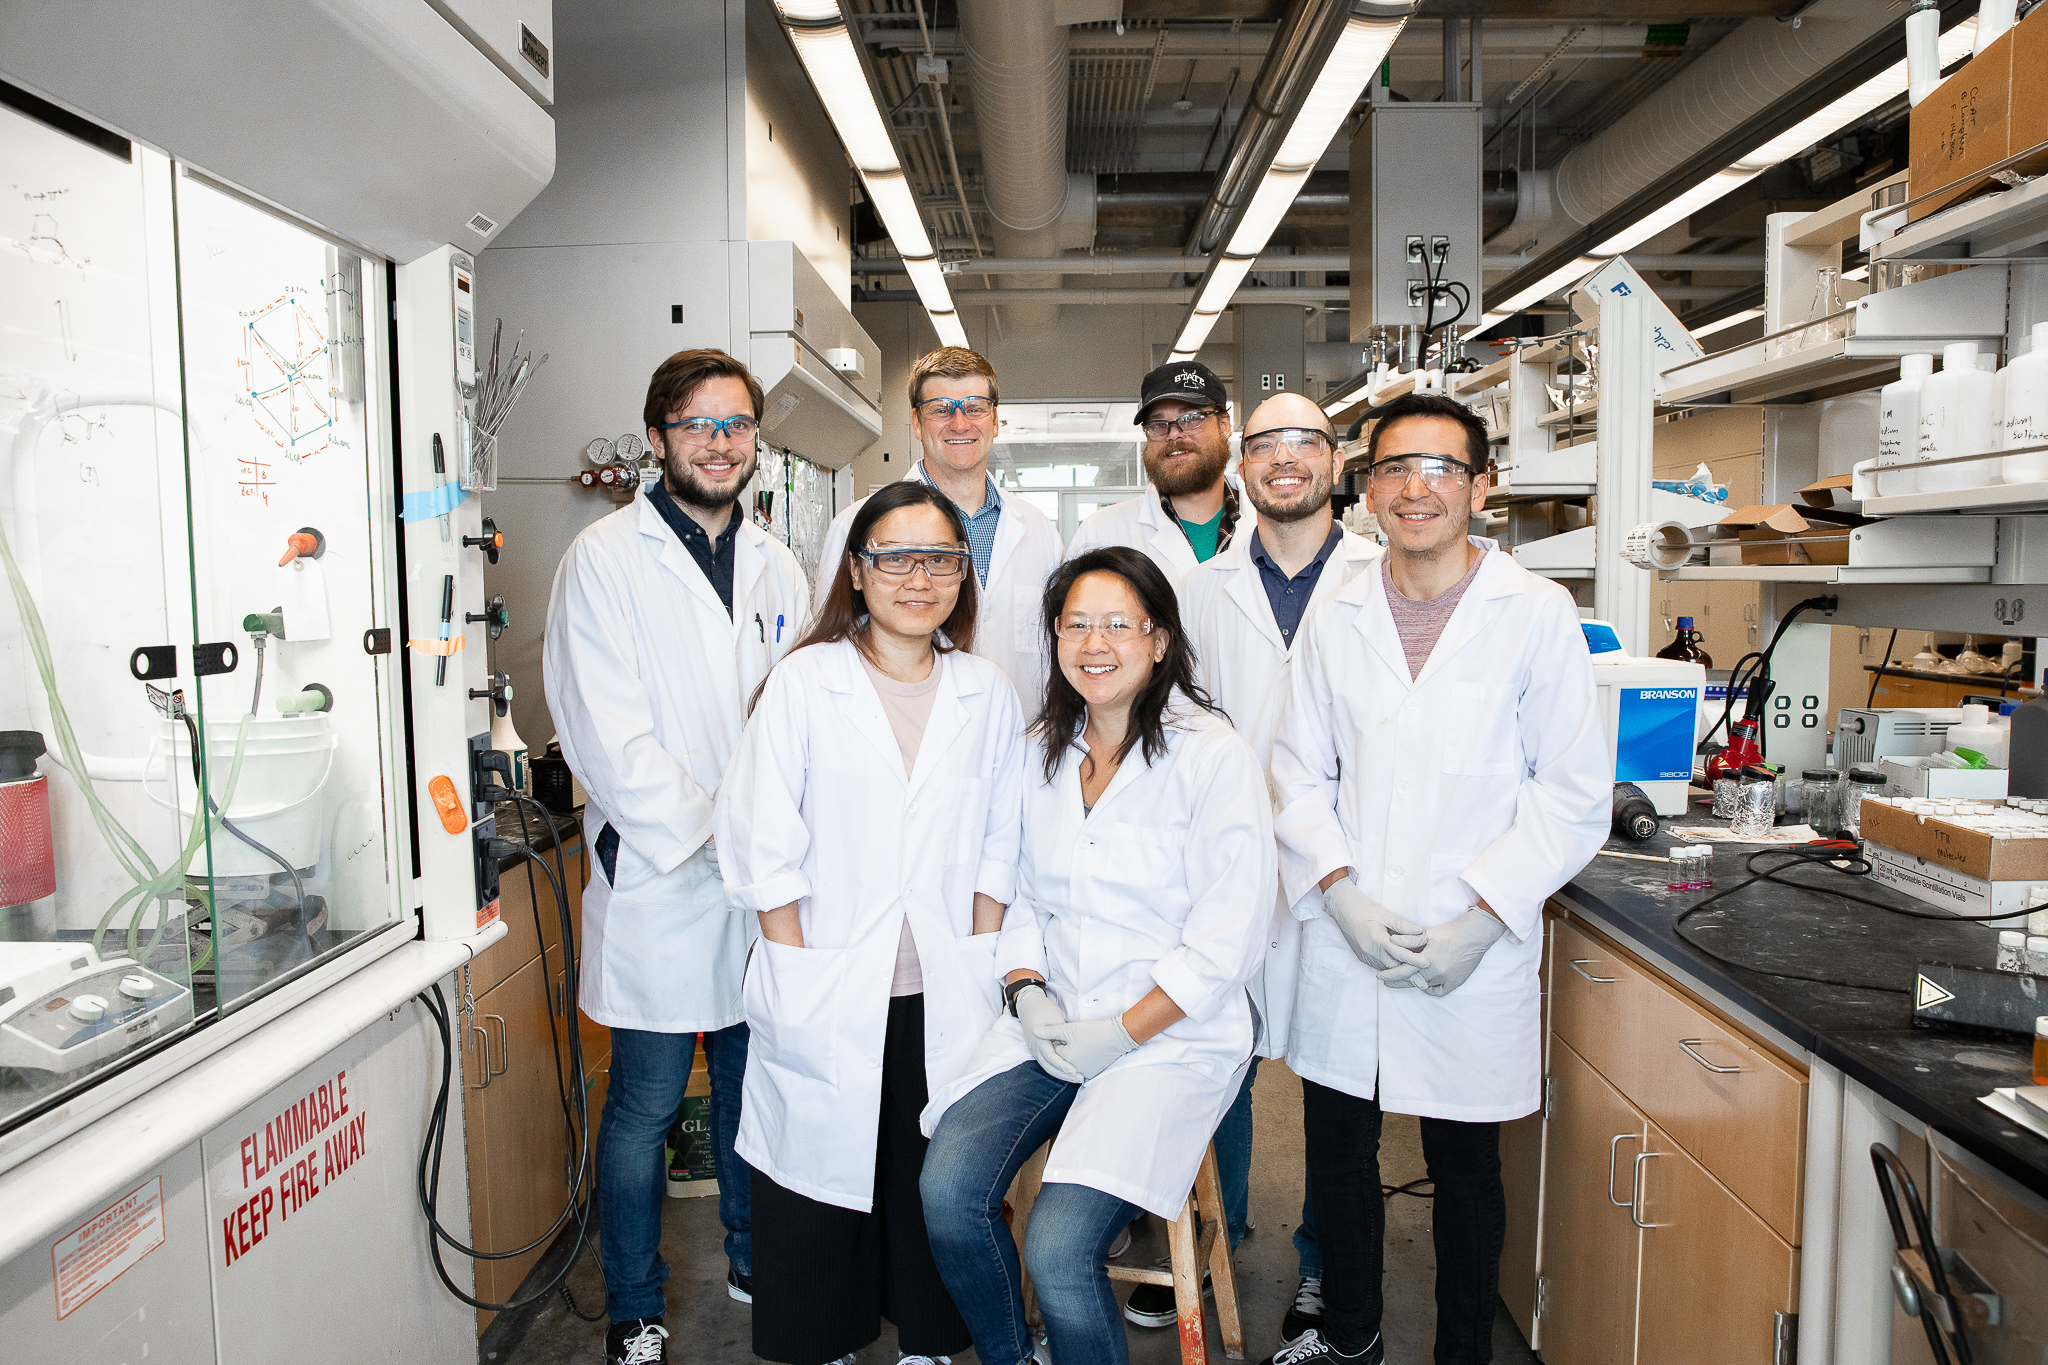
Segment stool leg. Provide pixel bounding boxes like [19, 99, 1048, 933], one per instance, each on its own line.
[1169, 1194, 1207, 1365]
[1197, 1145, 1245, 1359]
[1011, 1147, 1048, 1330]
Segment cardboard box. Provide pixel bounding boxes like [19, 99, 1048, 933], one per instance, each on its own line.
[1860, 797, 2048, 882]
[1866, 843, 2034, 925]
[1908, 5, 2048, 223]
[1877, 757, 2009, 799]
[1798, 474, 1858, 514]
[1715, 503, 1858, 566]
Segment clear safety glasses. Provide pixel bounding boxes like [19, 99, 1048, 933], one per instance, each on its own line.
[1140, 409, 1221, 441]
[914, 396, 996, 422]
[1054, 614, 1154, 642]
[858, 546, 970, 581]
[1366, 453, 1480, 493]
[1241, 428, 1333, 463]
[660, 414, 760, 443]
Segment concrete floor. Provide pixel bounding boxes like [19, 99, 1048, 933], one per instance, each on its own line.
[501, 1062, 1536, 1365]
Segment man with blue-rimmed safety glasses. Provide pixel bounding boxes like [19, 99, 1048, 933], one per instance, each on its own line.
[544, 348, 812, 1365]
[818, 347, 1063, 702]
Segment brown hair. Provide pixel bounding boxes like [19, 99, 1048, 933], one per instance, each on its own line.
[754, 483, 978, 711]
[908, 346, 1000, 409]
[643, 349, 766, 432]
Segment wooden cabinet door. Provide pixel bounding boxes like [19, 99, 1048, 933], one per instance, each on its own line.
[1634, 1121, 1799, 1365]
[467, 952, 574, 1331]
[1537, 1040, 1645, 1365]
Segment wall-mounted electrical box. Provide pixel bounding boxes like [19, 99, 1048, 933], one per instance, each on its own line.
[1349, 101, 1482, 337]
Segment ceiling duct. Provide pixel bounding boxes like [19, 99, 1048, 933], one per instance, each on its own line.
[961, 0, 1074, 330]
[1492, 0, 1895, 258]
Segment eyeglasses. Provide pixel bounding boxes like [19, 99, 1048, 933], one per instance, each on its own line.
[1241, 428, 1333, 463]
[857, 546, 969, 581]
[1366, 454, 1480, 493]
[660, 415, 760, 443]
[1054, 614, 1154, 642]
[914, 396, 997, 422]
[1140, 409, 1221, 441]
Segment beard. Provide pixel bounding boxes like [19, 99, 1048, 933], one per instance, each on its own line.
[1246, 468, 1332, 524]
[1143, 437, 1231, 497]
[661, 438, 758, 511]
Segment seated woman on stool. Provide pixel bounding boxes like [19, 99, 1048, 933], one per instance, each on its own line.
[920, 546, 1275, 1365]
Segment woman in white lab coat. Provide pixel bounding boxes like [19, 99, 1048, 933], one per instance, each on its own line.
[713, 479, 1026, 1365]
[920, 546, 1276, 1365]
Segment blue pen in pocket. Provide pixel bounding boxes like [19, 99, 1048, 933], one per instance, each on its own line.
[775, 614, 784, 643]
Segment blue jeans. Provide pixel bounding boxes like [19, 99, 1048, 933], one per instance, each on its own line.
[921, 1061, 1141, 1365]
[1212, 1056, 1321, 1275]
[598, 1022, 751, 1322]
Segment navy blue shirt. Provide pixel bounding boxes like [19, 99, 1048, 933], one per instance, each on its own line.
[1250, 524, 1343, 646]
[645, 480, 739, 616]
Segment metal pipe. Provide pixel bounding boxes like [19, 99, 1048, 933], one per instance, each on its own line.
[961, 0, 1071, 328]
[857, 252, 1762, 275]
[861, 284, 1742, 305]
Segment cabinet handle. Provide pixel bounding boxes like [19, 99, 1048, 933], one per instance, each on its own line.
[1678, 1038, 1741, 1074]
[470, 1023, 491, 1089]
[1568, 958, 1616, 983]
[1631, 1151, 1671, 1229]
[485, 1013, 509, 1077]
[1607, 1133, 1642, 1207]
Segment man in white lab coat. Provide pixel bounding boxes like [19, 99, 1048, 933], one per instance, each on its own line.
[816, 346, 1063, 703]
[1175, 391, 1381, 1339]
[543, 349, 810, 1365]
[1265, 393, 1609, 1365]
[1066, 360, 1241, 580]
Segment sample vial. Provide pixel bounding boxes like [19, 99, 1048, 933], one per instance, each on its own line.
[2030, 936, 2048, 975]
[1999, 930, 2029, 972]
[1667, 848, 1688, 892]
[1693, 844, 1713, 889]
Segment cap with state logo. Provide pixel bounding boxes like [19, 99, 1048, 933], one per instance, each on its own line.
[1135, 361, 1229, 423]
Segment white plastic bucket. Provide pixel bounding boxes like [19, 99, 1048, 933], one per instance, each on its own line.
[145, 715, 336, 877]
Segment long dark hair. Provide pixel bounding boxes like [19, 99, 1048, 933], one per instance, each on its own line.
[1031, 546, 1217, 783]
[772, 481, 977, 695]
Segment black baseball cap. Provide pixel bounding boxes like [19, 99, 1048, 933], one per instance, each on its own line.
[1135, 361, 1229, 423]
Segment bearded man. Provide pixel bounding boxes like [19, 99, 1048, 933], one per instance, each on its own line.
[1067, 360, 1240, 580]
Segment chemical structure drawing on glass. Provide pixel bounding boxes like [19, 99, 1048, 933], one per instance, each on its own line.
[233, 273, 359, 505]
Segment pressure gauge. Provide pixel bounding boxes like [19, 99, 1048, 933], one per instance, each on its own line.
[615, 433, 644, 463]
[585, 437, 614, 466]
[451, 252, 478, 398]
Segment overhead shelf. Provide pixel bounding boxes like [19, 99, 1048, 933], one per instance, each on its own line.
[1871, 170, 2048, 266]
[1858, 445, 2048, 514]
[1654, 565, 1990, 584]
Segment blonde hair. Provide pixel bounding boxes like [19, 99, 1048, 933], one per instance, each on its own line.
[908, 346, 1000, 408]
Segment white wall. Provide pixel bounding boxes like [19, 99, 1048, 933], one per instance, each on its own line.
[745, 1, 852, 301]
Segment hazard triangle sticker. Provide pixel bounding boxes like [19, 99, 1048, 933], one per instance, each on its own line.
[1915, 975, 1955, 1010]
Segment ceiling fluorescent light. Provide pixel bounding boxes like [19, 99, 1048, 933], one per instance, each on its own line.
[773, 0, 844, 18]
[1225, 170, 1311, 258]
[862, 172, 934, 260]
[1194, 256, 1256, 316]
[1322, 373, 1374, 415]
[1172, 310, 1223, 357]
[931, 312, 970, 348]
[1274, 14, 1408, 168]
[785, 24, 900, 172]
[1691, 308, 1763, 338]
[902, 257, 956, 314]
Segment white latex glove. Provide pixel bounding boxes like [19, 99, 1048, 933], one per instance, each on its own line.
[1377, 907, 1507, 997]
[1034, 1013, 1139, 1081]
[1014, 984, 1084, 1083]
[1322, 876, 1426, 972]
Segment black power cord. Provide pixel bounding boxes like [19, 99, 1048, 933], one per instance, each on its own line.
[1672, 843, 2030, 995]
[1699, 594, 1838, 759]
[1867, 629, 1899, 709]
[415, 787, 598, 1313]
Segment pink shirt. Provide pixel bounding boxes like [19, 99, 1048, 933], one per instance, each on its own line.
[1382, 550, 1487, 680]
[861, 653, 942, 996]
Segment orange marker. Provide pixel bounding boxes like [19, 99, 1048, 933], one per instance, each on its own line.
[428, 775, 468, 835]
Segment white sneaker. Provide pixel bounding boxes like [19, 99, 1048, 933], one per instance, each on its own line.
[897, 1356, 951, 1365]
[1031, 1328, 1053, 1365]
[1107, 1223, 1132, 1259]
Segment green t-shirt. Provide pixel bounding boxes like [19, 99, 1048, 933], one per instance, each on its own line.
[1180, 508, 1225, 563]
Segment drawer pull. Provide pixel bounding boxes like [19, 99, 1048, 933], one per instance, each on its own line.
[1568, 958, 1616, 983]
[485, 1013, 509, 1077]
[1632, 1151, 1671, 1229]
[1608, 1132, 1642, 1207]
[1678, 1038, 1742, 1074]
[470, 1023, 491, 1089]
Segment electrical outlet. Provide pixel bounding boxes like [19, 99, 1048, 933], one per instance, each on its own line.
[1431, 235, 1450, 262]
[1407, 279, 1428, 307]
[1405, 235, 1425, 263]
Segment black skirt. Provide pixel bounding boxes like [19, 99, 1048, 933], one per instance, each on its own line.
[749, 993, 971, 1364]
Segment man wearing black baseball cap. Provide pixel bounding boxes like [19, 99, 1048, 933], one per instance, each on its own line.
[1066, 360, 1239, 580]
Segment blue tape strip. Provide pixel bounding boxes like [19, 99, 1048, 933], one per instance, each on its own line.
[400, 480, 468, 522]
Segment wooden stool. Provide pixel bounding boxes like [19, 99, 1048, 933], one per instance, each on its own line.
[1103, 1143, 1245, 1363]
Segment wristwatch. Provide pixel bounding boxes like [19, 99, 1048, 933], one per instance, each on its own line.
[1003, 976, 1048, 1017]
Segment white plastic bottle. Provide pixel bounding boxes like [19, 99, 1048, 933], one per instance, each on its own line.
[1948, 703, 2011, 768]
[1879, 353, 1934, 495]
[1918, 342, 1996, 494]
[2003, 321, 2048, 483]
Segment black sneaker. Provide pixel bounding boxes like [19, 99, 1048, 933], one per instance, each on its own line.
[1258, 1329, 1381, 1365]
[606, 1318, 669, 1365]
[1123, 1263, 1210, 1327]
[728, 1266, 753, 1303]
[1280, 1275, 1324, 1342]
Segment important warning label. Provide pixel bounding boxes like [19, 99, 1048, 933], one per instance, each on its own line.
[53, 1177, 165, 1319]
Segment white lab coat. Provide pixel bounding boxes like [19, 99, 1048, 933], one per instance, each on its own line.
[1268, 542, 1609, 1122]
[543, 494, 810, 1032]
[1179, 527, 1382, 1056]
[1065, 480, 1236, 583]
[817, 462, 1064, 704]
[715, 640, 1026, 1211]
[927, 708, 1275, 1219]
